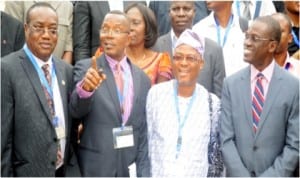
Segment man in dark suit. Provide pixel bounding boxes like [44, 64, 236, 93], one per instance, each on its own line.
[1, 11, 25, 57]
[70, 10, 151, 177]
[72, 1, 146, 64]
[1, 2, 80, 177]
[153, 1, 225, 98]
[149, 0, 210, 36]
[221, 16, 299, 176]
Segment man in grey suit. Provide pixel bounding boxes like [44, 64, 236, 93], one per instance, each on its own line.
[70, 11, 151, 177]
[1, 2, 80, 177]
[221, 16, 299, 177]
[153, 1, 225, 98]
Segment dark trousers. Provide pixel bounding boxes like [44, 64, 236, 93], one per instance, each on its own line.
[55, 165, 65, 177]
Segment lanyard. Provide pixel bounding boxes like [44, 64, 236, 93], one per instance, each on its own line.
[116, 65, 130, 127]
[215, 15, 233, 47]
[291, 30, 300, 48]
[173, 81, 196, 159]
[23, 45, 59, 127]
[236, 1, 261, 19]
[285, 62, 291, 70]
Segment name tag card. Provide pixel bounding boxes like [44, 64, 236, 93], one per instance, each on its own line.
[113, 126, 134, 149]
[55, 126, 65, 139]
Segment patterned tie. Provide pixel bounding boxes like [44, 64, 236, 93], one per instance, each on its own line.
[252, 73, 264, 132]
[41, 64, 55, 116]
[243, 1, 251, 20]
[41, 64, 62, 167]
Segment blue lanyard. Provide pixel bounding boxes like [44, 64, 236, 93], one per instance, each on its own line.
[115, 64, 130, 127]
[285, 62, 291, 70]
[236, 1, 261, 19]
[173, 81, 196, 159]
[215, 14, 233, 47]
[23, 44, 56, 98]
[291, 30, 300, 48]
[23, 45, 59, 127]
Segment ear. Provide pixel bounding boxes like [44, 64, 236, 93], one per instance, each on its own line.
[287, 32, 293, 44]
[198, 58, 204, 70]
[268, 40, 278, 53]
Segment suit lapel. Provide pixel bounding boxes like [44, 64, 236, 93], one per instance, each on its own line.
[240, 67, 255, 136]
[20, 51, 54, 125]
[53, 59, 69, 132]
[125, 62, 140, 126]
[100, 56, 123, 124]
[165, 32, 173, 57]
[255, 64, 282, 138]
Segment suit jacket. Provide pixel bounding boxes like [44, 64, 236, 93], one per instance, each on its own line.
[4, 1, 74, 59]
[70, 55, 151, 177]
[1, 49, 80, 177]
[149, 1, 210, 36]
[72, 1, 145, 63]
[1, 11, 25, 57]
[220, 64, 299, 176]
[153, 31, 226, 98]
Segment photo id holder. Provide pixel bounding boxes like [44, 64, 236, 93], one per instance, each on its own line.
[112, 126, 134, 149]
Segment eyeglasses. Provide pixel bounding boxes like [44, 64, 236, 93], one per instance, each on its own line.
[99, 28, 129, 36]
[245, 33, 274, 43]
[29, 25, 58, 36]
[173, 54, 201, 63]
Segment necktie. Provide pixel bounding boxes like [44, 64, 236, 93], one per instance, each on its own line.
[41, 64, 55, 116]
[243, 1, 251, 20]
[252, 73, 264, 132]
[114, 63, 125, 115]
[42, 64, 62, 167]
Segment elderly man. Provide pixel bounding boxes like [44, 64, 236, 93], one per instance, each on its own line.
[147, 29, 223, 177]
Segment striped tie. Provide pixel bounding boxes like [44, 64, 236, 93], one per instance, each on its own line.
[252, 73, 264, 132]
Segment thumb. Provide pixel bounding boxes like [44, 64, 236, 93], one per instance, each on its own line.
[91, 56, 98, 70]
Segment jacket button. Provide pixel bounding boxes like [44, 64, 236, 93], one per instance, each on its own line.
[54, 137, 58, 142]
[251, 171, 256, 177]
[253, 145, 257, 151]
[51, 161, 55, 166]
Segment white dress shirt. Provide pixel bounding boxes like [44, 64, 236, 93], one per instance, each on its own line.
[193, 12, 248, 76]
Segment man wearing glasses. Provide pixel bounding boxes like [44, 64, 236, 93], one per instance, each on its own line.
[221, 15, 299, 177]
[147, 29, 223, 177]
[1, 2, 80, 177]
[70, 10, 151, 177]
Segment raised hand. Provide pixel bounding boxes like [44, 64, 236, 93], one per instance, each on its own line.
[82, 56, 106, 92]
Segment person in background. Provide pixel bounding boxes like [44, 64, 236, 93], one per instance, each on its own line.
[147, 29, 223, 177]
[149, 0, 210, 36]
[153, 0, 225, 98]
[125, 3, 172, 85]
[272, 13, 300, 78]
[1, 11, 25, 57]
[1, 2, 80, 176]
[73, 1, 145, 64]
[70, 10, 150, 177]
[232, 0, 276, 21]
[193, 1, 248, 77]
[284, 1, 300, 59]
[5, 1, 74, 64]
[221, 15, 299, 177]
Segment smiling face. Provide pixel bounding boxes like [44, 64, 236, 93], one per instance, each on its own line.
[172, 44, 204, 87]
[169, 1, 195, 36]
[100, 13, 131, 61]
[243, 20, 278, 70]
[24, 6, 58, 61]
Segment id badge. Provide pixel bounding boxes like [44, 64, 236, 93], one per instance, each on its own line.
[55, 126, 65, 139]
[112, 126, 134, 149]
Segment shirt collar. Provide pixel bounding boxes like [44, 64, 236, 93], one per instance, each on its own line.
[32, 53, 53, 70]
[105, 54, 128, 71]
[251, 60, 275, 83]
